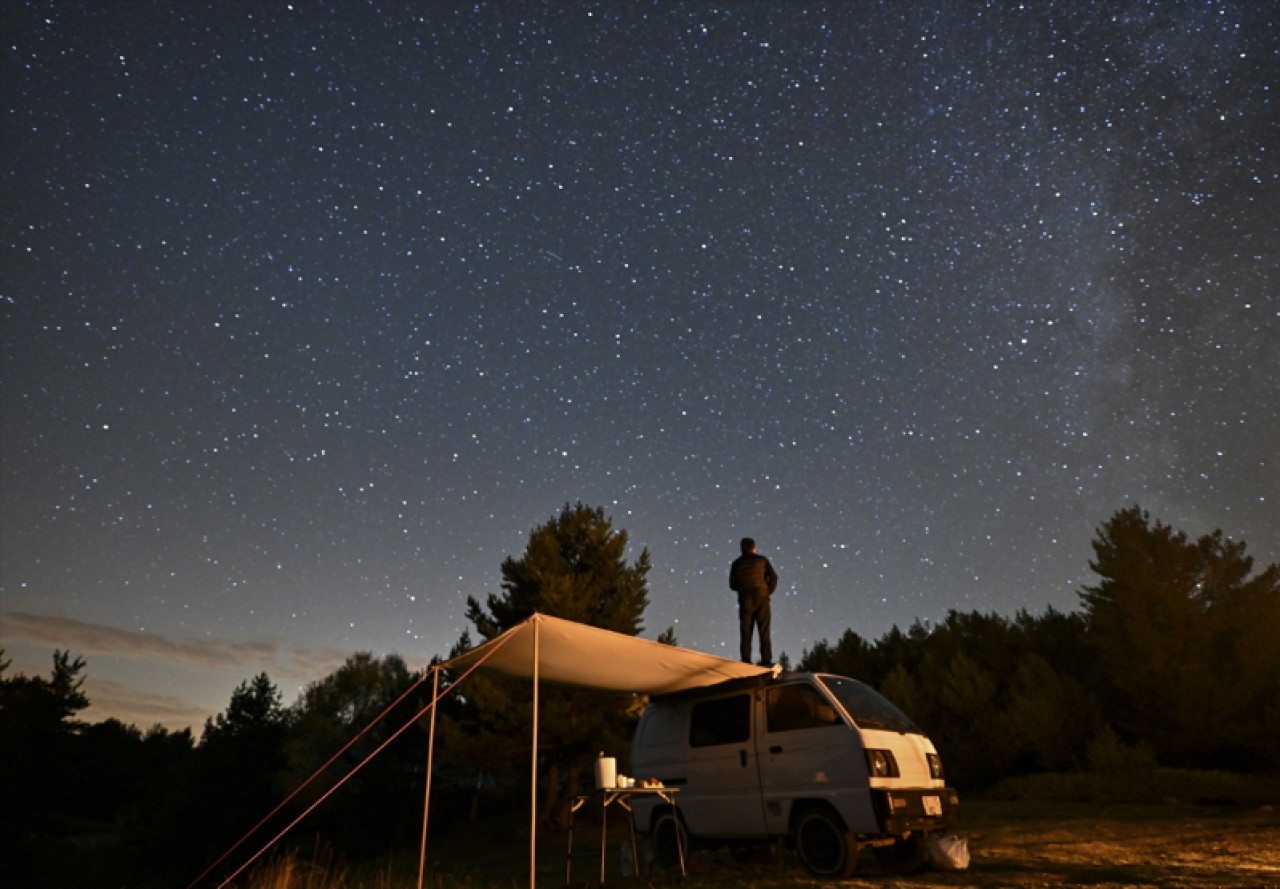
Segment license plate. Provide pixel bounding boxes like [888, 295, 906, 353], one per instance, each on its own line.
[923, 795, 942, 816]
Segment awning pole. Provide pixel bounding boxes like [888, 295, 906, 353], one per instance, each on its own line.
[530, 615, 540, 889]
[417, 666, 440, 889]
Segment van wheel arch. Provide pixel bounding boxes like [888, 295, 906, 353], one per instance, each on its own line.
[791, 803, 860, 878]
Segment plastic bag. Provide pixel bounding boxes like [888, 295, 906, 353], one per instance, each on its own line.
[927, 833, 970, 870]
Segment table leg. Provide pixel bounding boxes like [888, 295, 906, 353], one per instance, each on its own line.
[566, 796, 588, 887]
[626, 802, 639, 878]
[565, 804, 573, 887]
[599, 794, 608, 885]
[671, 793, 687, 877]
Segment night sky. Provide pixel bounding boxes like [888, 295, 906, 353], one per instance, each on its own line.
[3, 1, 1277, 732]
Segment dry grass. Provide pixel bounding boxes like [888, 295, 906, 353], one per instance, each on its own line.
[233, 799, 1280, 889]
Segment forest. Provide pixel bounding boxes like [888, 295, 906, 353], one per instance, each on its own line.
[3, 504, 1278, 887]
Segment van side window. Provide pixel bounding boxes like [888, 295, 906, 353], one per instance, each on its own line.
[689, 695, 751, 747]
[766, 684, 841, 733]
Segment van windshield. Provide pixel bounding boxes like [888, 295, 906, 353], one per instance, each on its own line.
[819, 676, 920, 734]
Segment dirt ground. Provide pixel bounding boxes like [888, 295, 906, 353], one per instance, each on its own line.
[632, 803, 1280, 885]
[514, 800, 1280, 888]
[942, 800, 1280, 889]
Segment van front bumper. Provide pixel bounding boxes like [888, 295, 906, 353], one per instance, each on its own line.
[871, 786, 959, 834]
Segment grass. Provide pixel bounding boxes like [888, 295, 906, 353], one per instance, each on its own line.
[228, 795, 1280, 889]
[15, 768, 1277, 888]
[985, 766, 1280, 807]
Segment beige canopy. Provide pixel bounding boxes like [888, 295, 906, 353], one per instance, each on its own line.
[444, 611, 771, 693]
[213, 613, 775, 889]
[418, 613, 773, 889]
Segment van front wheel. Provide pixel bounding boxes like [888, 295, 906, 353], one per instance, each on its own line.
[794, 808, 859, 878]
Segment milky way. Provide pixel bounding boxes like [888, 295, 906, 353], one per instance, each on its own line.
[2, 1, 1277, 730]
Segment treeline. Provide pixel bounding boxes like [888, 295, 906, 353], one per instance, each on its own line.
[2, 505, 1278, 886]
[0, 650, 435, 888]
[799, 506, 1280, 787]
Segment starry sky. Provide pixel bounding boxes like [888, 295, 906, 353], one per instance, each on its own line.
[3, 1, 1277, 733]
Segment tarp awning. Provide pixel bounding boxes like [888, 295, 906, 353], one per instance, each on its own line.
[444, 612, 770, 694]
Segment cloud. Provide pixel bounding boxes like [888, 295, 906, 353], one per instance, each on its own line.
[83, 678, 212, 733]
[0, 611, 349, 682]
[1, 610, 361, 732]
[4, 611, 261, 666]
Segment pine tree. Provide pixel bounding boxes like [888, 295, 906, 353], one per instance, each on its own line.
[466, 501, 651, 637]
[191, 673, 293, 864]
[451, 502, 652, 826]
[1080, 505, 1280, 768]
[0, 650, 90, 823]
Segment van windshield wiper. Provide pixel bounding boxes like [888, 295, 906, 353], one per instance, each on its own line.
[854, 715, 913, 733]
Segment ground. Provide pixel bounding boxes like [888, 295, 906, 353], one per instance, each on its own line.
[415, 799, 1280, 888]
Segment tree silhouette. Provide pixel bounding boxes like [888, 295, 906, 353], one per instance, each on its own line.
[186, 673, 294, 871]
[203, 672, 290, 744]
[286, 653, 424, 855]
[466, 501, 651, 637]
[0, 651, 90, 819]
[994, 653, 1099, 773]
[799, 609, 1102, 788]
[1080, 505, 1280, 768]
[453, 502, 652, 826]
[797, 628, 877, 681]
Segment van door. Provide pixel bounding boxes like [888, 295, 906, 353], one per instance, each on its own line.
[756, 681, 872, 834]
[678, 692, 768, 837]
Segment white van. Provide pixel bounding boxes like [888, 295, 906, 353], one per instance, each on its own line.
[629, 671, 959, 877]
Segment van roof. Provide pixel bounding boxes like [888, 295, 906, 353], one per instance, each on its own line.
[649, 668, 808, 703]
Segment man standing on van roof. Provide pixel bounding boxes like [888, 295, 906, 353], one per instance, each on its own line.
[730, 537, 778, 666]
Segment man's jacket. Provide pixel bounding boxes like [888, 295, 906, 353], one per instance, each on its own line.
[730, 553, 778, 597]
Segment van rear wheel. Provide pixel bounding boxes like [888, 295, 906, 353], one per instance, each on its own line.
[794, 808, 859, 878]
[651, 811, 687, 874]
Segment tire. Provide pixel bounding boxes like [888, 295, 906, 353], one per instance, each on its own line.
[794, 807, 859, 878]
[651, 810, 688, 874]
[874, 833, 929, 874]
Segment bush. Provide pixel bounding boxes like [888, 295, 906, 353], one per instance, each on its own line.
[984, 767, 1280, 806]
[1086, 726, 1158, 773]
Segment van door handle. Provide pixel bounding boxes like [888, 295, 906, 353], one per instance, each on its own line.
[769, 745, 783, 754]
[739, 749, 748, 768]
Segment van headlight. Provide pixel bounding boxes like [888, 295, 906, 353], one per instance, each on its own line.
[927, 753, 945, 780]
[865, 749, 899, 778]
